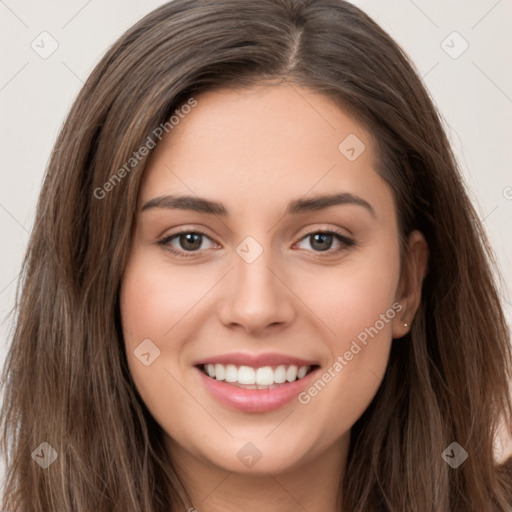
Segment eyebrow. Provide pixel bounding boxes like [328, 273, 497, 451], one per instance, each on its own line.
[141, 192, 375, 217]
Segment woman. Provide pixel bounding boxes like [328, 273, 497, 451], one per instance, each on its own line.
[2, 0, 511, 510]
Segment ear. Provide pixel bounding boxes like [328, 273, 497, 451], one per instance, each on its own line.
[392, 230, 429, 339]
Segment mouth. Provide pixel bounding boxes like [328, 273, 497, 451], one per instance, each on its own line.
[194, 358, 321, 413]
[197, 363, 319, 389]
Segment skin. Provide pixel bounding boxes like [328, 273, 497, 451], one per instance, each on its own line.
[120, 83, 428, 512]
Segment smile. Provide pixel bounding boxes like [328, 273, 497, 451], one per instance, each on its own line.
[199, 363, 316, 388]
[193, 353, 321, 413]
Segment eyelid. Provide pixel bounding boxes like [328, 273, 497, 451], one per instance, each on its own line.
[297, 225, 352, 241]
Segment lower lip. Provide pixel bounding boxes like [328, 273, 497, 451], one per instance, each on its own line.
[196, 366, 320, 413]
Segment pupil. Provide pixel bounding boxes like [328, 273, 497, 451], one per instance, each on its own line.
[311, 233, 332, 251]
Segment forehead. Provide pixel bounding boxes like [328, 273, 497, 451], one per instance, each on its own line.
[139, 84, 393, 221]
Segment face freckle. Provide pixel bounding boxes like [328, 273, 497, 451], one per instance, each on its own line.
[120, 83, 407, 479]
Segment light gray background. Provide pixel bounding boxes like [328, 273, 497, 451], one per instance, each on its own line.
[1, 0, 511, 489]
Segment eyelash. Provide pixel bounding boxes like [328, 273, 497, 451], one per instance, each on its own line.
[157, 228, 355, 259]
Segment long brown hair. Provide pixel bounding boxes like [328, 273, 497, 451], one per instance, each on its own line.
[2, 0, 511, 510]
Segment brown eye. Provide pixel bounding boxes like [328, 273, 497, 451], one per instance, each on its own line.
[158, 230, 216, 258]
[176, 233, 203, 251]
[309, 233, 334, 251]
[296, 230, 355, 254]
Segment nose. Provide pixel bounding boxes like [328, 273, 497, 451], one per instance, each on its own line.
[217, 245, 296, 335]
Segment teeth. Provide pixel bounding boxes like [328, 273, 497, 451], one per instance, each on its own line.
[238, 366, 256, 384]
[256, 366, 274, 386]
[225, 364, 238, 382]
[214, 364, 225, 381]
[297, 366, 308, 379]
[286, 366, 298, 382]
[274, 365, 287, 384]
[202, 363, 312, 385]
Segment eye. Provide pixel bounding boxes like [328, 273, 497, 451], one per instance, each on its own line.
[295, 230, 354, 254]
[158, 228, 355, 259]
[157, 229, 217, 258]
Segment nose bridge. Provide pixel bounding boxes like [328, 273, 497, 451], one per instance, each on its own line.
[217, 234, 295, 332]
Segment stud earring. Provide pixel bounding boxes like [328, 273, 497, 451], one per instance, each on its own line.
[404, 322, 408, 327]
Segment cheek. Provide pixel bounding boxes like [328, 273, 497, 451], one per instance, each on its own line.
[119, 253, 209, 436]
[295, 240, 401, 434]
[120, 251, 213, 345]
[119, 252, 198, 388]
[302, 238, 401, 350]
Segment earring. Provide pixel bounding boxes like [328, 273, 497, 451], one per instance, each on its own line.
[404, 322, 408, 327]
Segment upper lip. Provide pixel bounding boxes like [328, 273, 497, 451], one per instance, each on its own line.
[193, 352, 319, 368]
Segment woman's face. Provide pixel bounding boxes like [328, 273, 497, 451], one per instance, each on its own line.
[120, 83, 421, 476]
